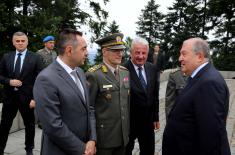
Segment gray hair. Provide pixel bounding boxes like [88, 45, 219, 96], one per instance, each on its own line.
[13, 31, 27, 37]
[130, 37, 149, 52]
[185, 37, 211, 61]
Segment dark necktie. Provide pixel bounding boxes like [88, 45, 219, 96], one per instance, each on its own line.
[138, 67, 147, 91]
[14, 53, 22, 78]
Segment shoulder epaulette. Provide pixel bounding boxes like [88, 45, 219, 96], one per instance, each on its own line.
[119, 65, 128, 70]
[87, 64, 102, 72]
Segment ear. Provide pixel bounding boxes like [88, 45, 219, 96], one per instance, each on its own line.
[102, 48, 108, 56]
[65, 45, 73, 56]
[197, 51, 205, 62]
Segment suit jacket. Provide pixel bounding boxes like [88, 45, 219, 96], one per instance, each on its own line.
[0, 51, 43, 104]
[163, 63, 230, 155]
[33, 61, 96, 155]
[124, 60, 159, 129]
[86, 63, 130, 148]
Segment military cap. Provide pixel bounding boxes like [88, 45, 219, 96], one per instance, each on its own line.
[95, 33, 126, 50]
[43, 35, 55, 43]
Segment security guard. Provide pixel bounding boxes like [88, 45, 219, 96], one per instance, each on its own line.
[37, 35, 57, 68]
[165, 68, 187, 121]
[86, 33, 130, 155]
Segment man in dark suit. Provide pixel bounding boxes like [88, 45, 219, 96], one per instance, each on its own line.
[163, 38, 230, 155]
[0, 31, 43, 155]
[33, 28, 96, 155]
[125, 37, 160, 155]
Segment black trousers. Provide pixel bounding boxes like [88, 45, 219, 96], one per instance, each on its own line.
[97, 145, 126, 155]
[0, 92, 35, 152]
[125, 123, 155, 155]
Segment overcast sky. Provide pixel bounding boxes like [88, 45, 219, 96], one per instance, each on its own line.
[105, 0, 175, 39]
[81, 0, 175, 54]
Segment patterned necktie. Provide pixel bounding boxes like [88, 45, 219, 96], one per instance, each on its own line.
[14, 53, 22, 78]
[71, 71, 85, 101]
[138, 67, 147, 91]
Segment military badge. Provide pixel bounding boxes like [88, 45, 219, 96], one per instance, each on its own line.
[123, 76, 129, 82]
[116, 36, 122, 43]
[101, 65, 108, 73]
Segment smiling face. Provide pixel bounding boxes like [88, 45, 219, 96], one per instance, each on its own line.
[179, 39, 205, 76]
[130, 43, 148, 66]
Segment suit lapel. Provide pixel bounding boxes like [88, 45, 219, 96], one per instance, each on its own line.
[144, 64, 150, 92]
[9, 52, 16, 76]
[54, 62, 87, 108]
[128, 60, 146, 93]
[102, 63, 119, 88]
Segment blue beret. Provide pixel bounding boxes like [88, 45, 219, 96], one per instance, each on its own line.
[43, 35, 55, 42]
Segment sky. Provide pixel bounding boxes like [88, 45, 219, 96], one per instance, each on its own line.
[104, 0, 175, 39]
[81, 0, 176, 61]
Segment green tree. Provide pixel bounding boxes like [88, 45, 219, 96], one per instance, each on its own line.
[136, 0, 164, 47]
[161, 0, 210, 68]
[208, 0, 235, 70]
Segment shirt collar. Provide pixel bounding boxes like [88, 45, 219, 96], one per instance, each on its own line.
[56, 57, 76, 75]
[191, 62, 209, 78]
[130, 60, 144, 71]
[103, 61, 116, 74]
[16, 49, 27, 56]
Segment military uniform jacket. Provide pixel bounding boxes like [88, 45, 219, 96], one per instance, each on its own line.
[37, 48, 57, 67]
[86, 63, 130, 149]
[165, 69, 187, 119]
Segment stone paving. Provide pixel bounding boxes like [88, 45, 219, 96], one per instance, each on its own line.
[2, 79, 235, 155]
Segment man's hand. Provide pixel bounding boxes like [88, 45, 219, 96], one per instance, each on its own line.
[84, 141, 96, 155]
[29, 100, 36, 109]
[154, 121, 160, 130]
[10, 79, 22, 87]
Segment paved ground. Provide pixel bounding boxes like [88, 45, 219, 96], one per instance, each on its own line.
[3, 79, 235, 155]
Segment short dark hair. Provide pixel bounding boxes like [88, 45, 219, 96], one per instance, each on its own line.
[57, 28, 83, 55]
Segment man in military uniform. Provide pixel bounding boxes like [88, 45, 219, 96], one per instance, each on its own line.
[37, 35, 57, 68]
[36, 35, 57, 129]
[86, 33, 130, 155]
[165, 68, 187, 121]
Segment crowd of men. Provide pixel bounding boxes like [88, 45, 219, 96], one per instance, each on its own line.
[0, 28, 231, 155]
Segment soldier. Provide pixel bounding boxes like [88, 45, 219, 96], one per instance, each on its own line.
[86, 33, 130, 155]
[165, 68, 187, 121]
[36, 35, 57, 129]
[37, 35, 57, 68]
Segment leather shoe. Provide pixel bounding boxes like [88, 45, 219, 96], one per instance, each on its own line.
[26, 150, 33, 155]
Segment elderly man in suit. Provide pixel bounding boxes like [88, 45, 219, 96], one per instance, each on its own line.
[86, 33, 130, 155]
[162, 38, 230, 155]
[33, 28, 96, 155]
[125, 37, 160, 155]
[0, 31, 43, 155]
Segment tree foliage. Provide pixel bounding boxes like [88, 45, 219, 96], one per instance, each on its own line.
[136, 0, 234, 70]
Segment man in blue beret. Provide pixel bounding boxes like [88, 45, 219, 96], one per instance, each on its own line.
[37, 35, 57, 68]
[36, 35, 57, 129]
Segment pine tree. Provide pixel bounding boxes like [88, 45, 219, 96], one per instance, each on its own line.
[136, 0, 164, 47]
